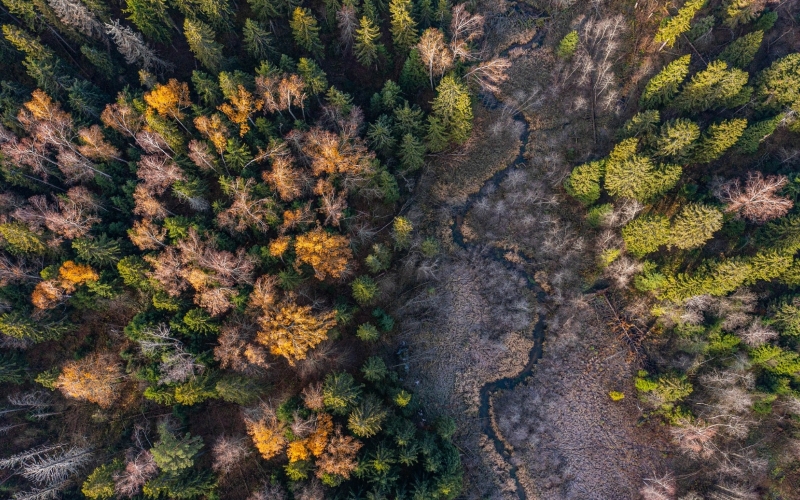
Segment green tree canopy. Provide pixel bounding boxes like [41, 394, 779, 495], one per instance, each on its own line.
[640, 55, 691, 109]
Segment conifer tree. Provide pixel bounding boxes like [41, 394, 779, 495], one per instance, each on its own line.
[425, 115, 448, 152]
[390, 0, 419, 52]
[297, 58, 327, 96]
[243, 18, 274, 60]
[718, 30, 763, 68]
[669, 203, 723, 250]
[290, 7, 324, 59]
[756, 53, 800, 112]
[654, 0, 706, 48]
[640, 55, 691, 109]
[564, 160, 605, 205]
[622, 214, 671, 258]
[723, 0, 763, 28]
[354, 15, 381, 67]
[184, 18, 224, 72]
[348, 396, 388, 437]
[399, 133, 426, 171]
[124, 0, 173, 43]
[323, 372, 362, 415]
[430, 75, 472, 145]
[655, 118, 699, 159]
[673, 60, 750, 113]
[736, 116, 779, 154]
[603, 138, 682, 202]
[556, 30, 579, 59]
[400, 48, 427, 93]
[416, 0, 433, 28]
[619, 110, 660, 139]
[151, 424, 203, 474]
[693, 118, 747, 163]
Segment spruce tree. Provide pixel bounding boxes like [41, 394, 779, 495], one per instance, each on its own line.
[674, 60, 750, 113]
[243, 18, 274, 60]
[150, 424, 203, 474]
[248, 0, 282, 20]
[736, 116, 779, 154]
[718, 30, 763, 68]
[400, 48, 427, 93]
[603, 138, 682, 202]
[390, 0, 419, 52]
[654, 0, 706, 48]
[640, 55, 691, 109]
[619, 110, 660, 139]
[564, 160, 605, 205]
[723, 0, 763, 28]
[669, 203, 723, 250]
[290, 7, 324, 58]
[348, 396, 388, 438]
[416, 0, 433, 28]
[323, 372, 362, 415]
[746, 249, 793, 284]
[399, 133, 426, 171]
[184, 18, 224, 72]
[756, 53, 800, 112]
[655, 118, 699, 159]
[123, 0, 173, 43]
[368, 115, 396, 153]
[693, 118, 747, 163]
[622, 214, 672, 257]
[556, 30, 579, 59]
[297, 58, 327, 95]
[425, 115, 448, 152]
[354, 16, 381, 68]
[431, 75, 472, 145]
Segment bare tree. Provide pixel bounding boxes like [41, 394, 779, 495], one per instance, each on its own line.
[105, 21, 170, 72]
[47, 0, 104, 39]
[18, 446, 92, 486]
[449, 4, 484, 61]
[336, 3, 358, 53]
[113, 449, 158, 498]
[211, 436, 249, 475]
[715, 172, 793, 224]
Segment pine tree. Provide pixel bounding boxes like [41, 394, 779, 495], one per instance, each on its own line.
[718, 30, 763, 68]
[756, 53, 800, 112]
[654, 0, 706, 48]
[655, 118, 699, 159]
[736, 116, 779, 154]
[123, 0, 173, 43]
[243, 18, 274, 60]
[669, 203, 723, 250]
[673, 60, 750, 113]
[564, 160, 605, 205]
[693, 118, 747, 163]
[354, 15, 381, 67]
[390, 0, 419, 52]
[290, 7, 324, 59]
[399, 133, 426, 171]
[622, 214, 672, 258]
[640, 55, 691, 109]
[431, 75, 472, 145]
[184, 18, 224, 72]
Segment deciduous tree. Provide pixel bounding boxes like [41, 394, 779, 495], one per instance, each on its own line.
[715, 172, 792, 223]
[55, 352, 123, 407]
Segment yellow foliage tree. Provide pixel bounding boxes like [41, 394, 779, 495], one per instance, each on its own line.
[31, 280, 64, 310]
[58, 261, 99, 292]
[256, 294, 336, 365]
[246, 414, 286, 460]
[194, 114, 230, 153]
[55, 352, 123, 408]
[286, 441, 310, 462]
[144, 79, 191, 121]
[294, 227, 353, 280]
[218, 85, 262, 137]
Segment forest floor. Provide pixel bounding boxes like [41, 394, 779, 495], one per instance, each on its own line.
[394, 1, 674, 498]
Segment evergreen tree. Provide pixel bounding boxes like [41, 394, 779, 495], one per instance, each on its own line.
[390, 0, 419, 52]
[297, 58, 328, 95]
[348, 395, 388, 438]
[430, 75, 472, 145]
[290, 7, 324, 58]
[399, 133, 426, 171]
[192, 70, 222, 105]
[416, 0, 433, 28]
[654, 0, 706, 48]
[556, 30, 579, 59]
[723, 0, 763, 28]
[123, 0, 173, 43]
[746, 249, 793, 284]
[368, 115, 396, 153]
[72, 236, 121, 267]
[756, 53, 800, 112]
[693, 118, 747, 163]
[425, 114, 448, 152]
[603, 138, 682, 202]
[673, 60, 750, 113]
[564, 160, 605, 205]
[718, 30, 763, 68]
[323, 372, 362, 415]
[80, 46, 116, 79]
[356, 322, 381, 341]
[352, 275, 378, 305]
[354, 15, 381, 67]
[247, 0, 282, 20]
[184, 18, 224, 72]
[150, 424, 204, 474]
[640, 55, 691, 109]
[655, 118, 699, 159]
[736, 116, 779, 154]
[619, 110, 660, 139]
[400, 48, 427, 93]
[243, 18, 274, 60]
[361, 356, 388, 382]
[622, 214, 672, 258]
[669, 203, 723, 250]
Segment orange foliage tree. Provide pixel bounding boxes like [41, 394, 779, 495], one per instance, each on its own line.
[246, 410, 286, 460]
[294, 227, 353, 280]
[218, 86, 262, 137]
[144, 79, 191, 121]
[55, 352, 123, 408]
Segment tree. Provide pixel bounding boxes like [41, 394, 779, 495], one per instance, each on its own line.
[348, 395, 387, 437]
[246, 410, 286, 460]
[316, 426, 362, 480]
[256, 294, 337, 365]
[361, 356, 387, 382]
[351, 275, 378, 304]
[124, 0, 173, 43]
[297, 58, 328, 96]
[294, 227, 353, 280]
[640, 55, 691, 108]
[354, 16, 381, 67]
[390, 0, 418, 52]
[356, 322, 380, 341]
[620, 110, 660, 139]
[218, 86, 261, 136]
[82, 461, 121, 500]
[400, 48, 428, 92]
[392, 216, 413, 249]
[693, 118, 747, 163]
[47, 0, 105, 39]
[756, 53, 800, 112]
[736, 116, 779, 154]
[430, 75, 472, 145]
[336, 0, 358, 52]
[105, 21, 169, 71]
[564, 160, 605, 205]
[669, 203, 723, 250]
[322, 372, 361, 415]
[184, 18, 224, 72]
[603, 138, 682, 202]
[290, 7, 324, 58]
[654, 0, 706, 48]
[622, 214, 671, 258]
[417, 28, 453, 87]
[243, 18, 274, 60]
[723, 0, 764, 28]
[144, 79, 191, 124]
[718, 30, 762, 68]
[55, 352, 122, 408]
[398, 133, 425, 171]
[716, 172, 792, 224]
[150, 424, 203, 474]
[557, 30, 579, 58]
[654, 118, 699, 159]
[674, 61, 750, 113]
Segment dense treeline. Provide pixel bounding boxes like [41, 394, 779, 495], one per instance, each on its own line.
[0, 0, 499, 498]
[564, 1, 800, 497]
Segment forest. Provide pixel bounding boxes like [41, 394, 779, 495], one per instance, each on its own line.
[2, 0, 800, 499]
